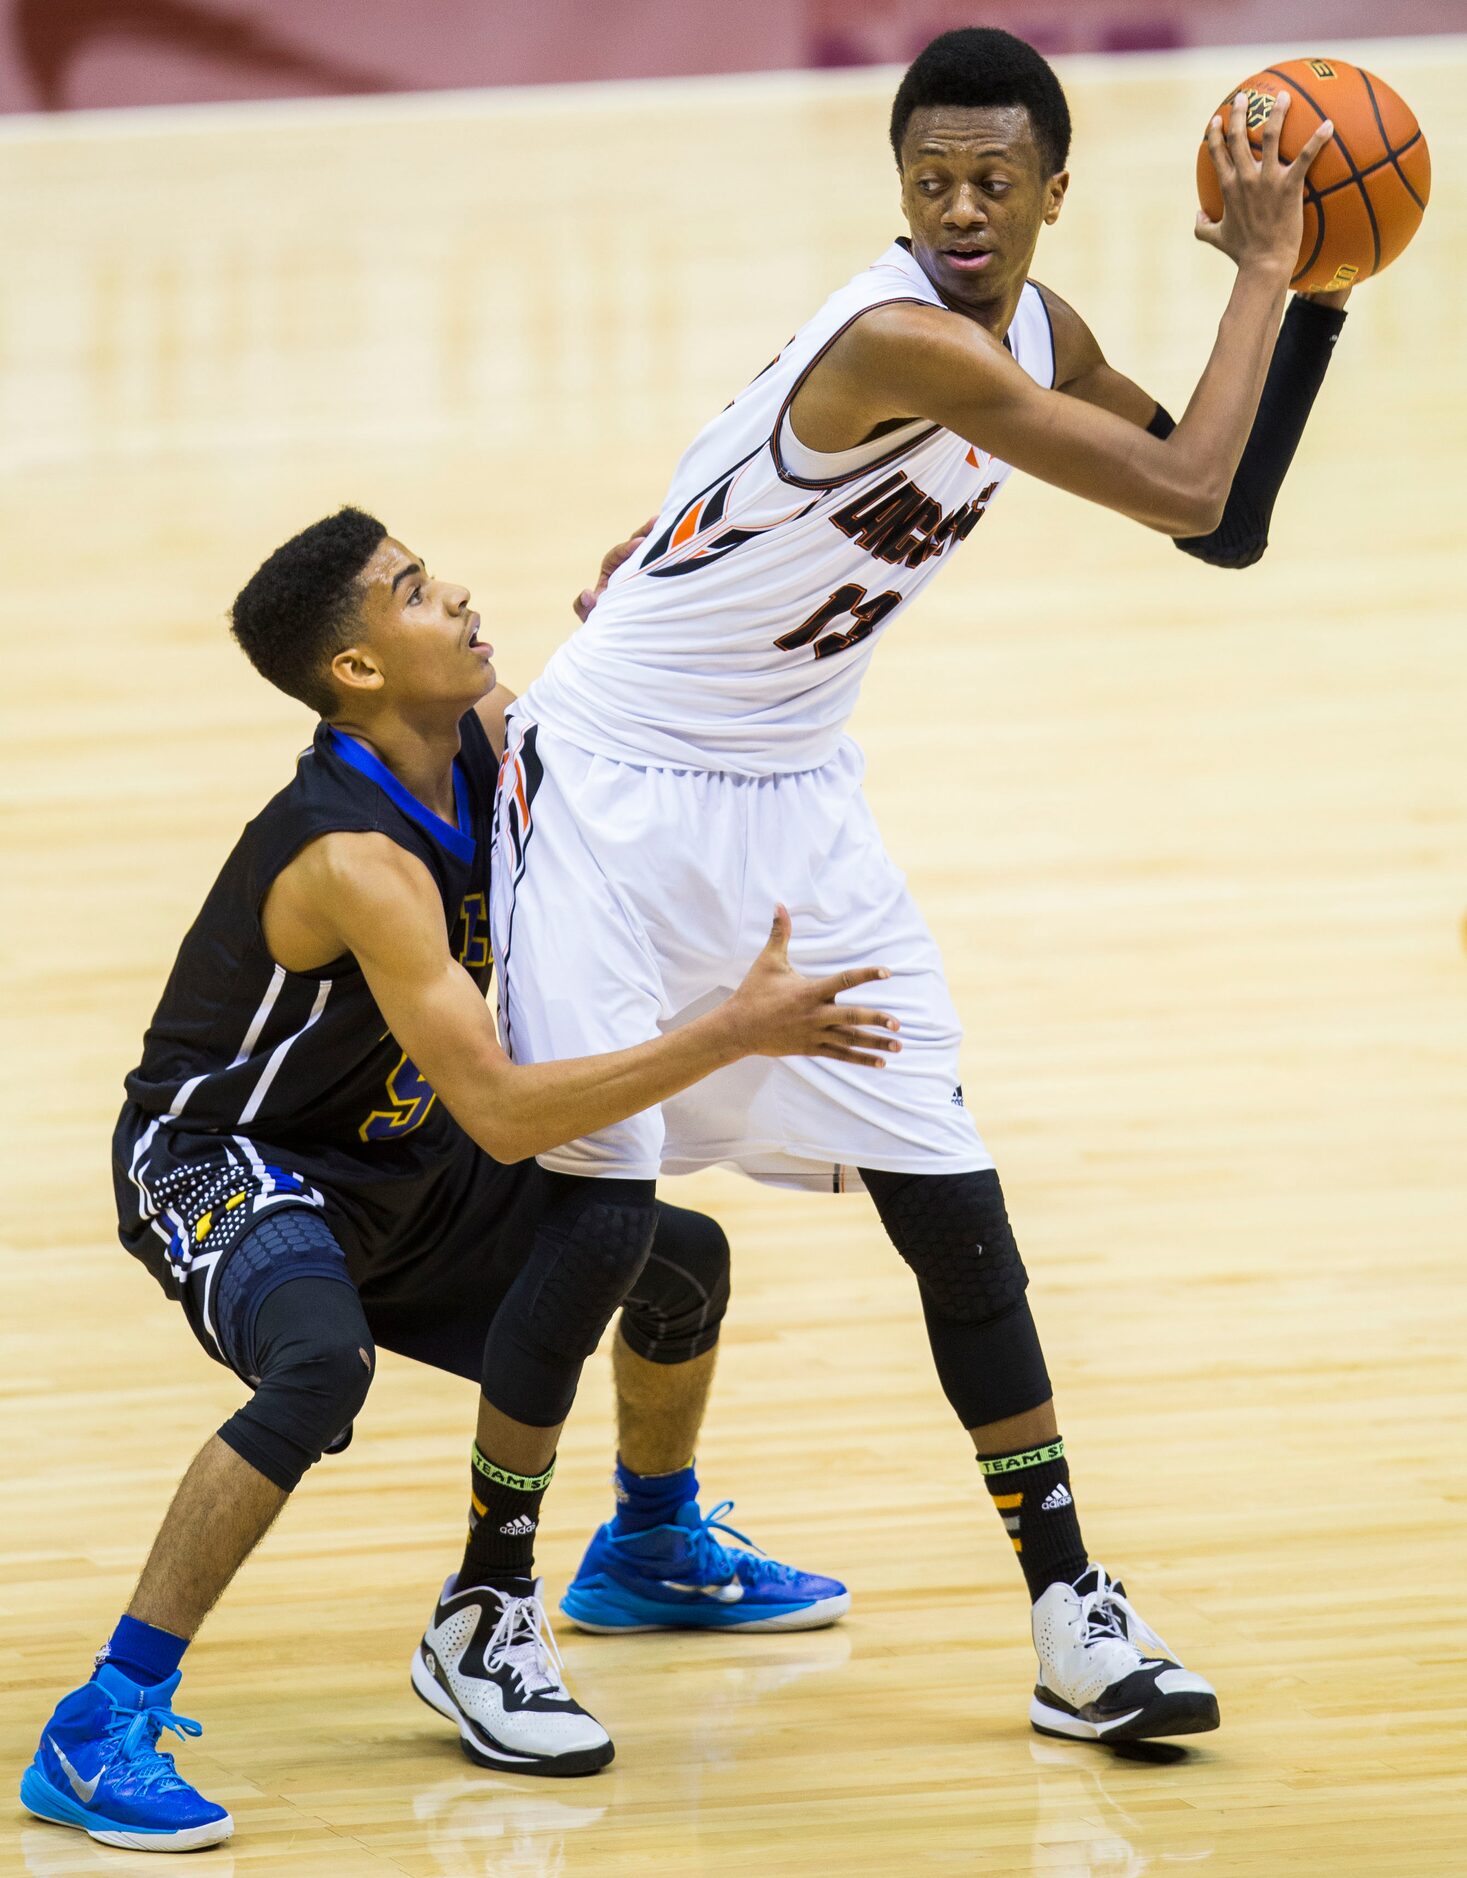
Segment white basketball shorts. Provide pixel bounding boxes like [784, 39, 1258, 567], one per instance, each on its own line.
[491, 711, 991, 1190]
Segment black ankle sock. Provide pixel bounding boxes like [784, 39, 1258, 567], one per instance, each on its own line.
[977, 1436, 1088, 1602]
[458, 1444, 555, 1589]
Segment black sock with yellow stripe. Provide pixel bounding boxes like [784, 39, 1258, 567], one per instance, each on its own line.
[458, 1444, 555, 1592]
[977, 1436, 1088, 1602]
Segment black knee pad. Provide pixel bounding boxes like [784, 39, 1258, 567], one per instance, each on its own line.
[861, 1167, 1050, 1429]
[481, 1177, 658, 1428]
[862, 1167, 1029, 1320]
[217, 1274, 376, 1491]
[620, 1203, 731, 1365]
[525, 1181, 659, 1362]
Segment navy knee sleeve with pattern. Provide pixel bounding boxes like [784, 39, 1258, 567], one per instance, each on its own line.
[213, 1213, 374, 1491]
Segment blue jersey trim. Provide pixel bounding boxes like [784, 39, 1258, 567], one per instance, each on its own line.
[325, 729, 476, 863]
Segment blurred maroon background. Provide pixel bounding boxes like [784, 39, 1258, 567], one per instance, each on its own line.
[1, 0, 1460, 115]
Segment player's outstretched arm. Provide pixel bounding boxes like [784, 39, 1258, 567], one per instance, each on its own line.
[818, 92, 1334, 536]
[1039, 280, 1351, 570]
[280, 838, 899, 1165]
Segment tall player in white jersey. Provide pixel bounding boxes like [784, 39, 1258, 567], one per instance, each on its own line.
[504, 30, 1350, 1744]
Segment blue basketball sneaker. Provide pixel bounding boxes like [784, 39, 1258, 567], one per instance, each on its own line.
[560, 1499, 850, 1633]
[20, 1664, 233, 1851]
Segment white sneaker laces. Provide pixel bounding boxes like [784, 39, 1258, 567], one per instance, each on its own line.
[483, 1591, 568, 1699]
[1078, 1570, 1176, 1664]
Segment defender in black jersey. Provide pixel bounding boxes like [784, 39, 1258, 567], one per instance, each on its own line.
[22, 509, 899, 1853]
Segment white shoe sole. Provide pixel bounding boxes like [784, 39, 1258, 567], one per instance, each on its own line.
[20, 1767, 234, 1851]
[23, 1808, 234, 1852]
[88, 1821, 234, 1852]
[411, 1645, 614, 1777]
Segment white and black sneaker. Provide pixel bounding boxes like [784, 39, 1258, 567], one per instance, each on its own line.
[412, 1577, 614, 1776]
[1030, 1565, 1219, 1744]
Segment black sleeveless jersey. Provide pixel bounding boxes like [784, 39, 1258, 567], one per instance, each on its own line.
[123, 713, 498, 1170]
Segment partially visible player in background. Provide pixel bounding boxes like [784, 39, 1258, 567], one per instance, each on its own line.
[495, 28, 1356, 1748]
[19, 510, 894, 1853]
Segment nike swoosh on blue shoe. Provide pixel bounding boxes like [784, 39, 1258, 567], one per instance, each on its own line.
[48, 1741, 101, 1804]
[660, 1579, 745, 1602]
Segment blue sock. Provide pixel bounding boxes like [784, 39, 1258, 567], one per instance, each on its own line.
[611, 1457, 698, 1535]
[94, 1614, 189, 1689]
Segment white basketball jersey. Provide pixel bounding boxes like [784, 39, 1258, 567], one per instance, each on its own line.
[526, 240, 1055, 775]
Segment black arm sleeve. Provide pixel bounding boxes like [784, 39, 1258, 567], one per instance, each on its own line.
[1163, 296, 1347, 569]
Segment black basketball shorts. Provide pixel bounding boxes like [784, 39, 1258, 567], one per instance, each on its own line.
[113, 1102, 550, 1382]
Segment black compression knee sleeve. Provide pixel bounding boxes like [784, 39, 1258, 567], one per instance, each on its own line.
[619, 1203, 731, 1366]
[217, 1276, 376, 1491]
[861, 1167, 1052, 1429]
[921, 1290, 1052, 1432]
[480, 1175, 657, 1427]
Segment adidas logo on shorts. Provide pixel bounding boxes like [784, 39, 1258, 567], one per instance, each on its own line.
[1040, 1484, 1073, 1513]
[499, 1514, 538, 1537]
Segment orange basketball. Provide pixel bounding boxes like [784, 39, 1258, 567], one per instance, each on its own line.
[1196, 57, 1430, 293]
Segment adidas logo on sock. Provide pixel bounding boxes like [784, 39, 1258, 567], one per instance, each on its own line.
[499, 1514, 538, 1537]
[1040, 1484, 1073, 1512]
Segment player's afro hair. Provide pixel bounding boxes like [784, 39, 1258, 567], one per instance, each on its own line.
[890, 28, 1072, 176]
[230, 506, 387, 717]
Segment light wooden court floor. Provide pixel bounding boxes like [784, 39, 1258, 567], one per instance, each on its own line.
[1, 35, 1464, 1878]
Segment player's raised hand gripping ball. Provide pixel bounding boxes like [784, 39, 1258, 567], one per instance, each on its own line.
[1197, 58, 1430, 293]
